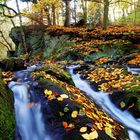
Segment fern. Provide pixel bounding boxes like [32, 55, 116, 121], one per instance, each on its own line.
[44, 35, 75, 59]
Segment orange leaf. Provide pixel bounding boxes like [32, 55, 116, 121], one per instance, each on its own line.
[62, 121, 68, 128]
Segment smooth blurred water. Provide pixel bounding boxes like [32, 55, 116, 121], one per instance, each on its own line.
[67, 65, 140, 140]
[8, 68, 50, 140]
[127, 67, 140, 75]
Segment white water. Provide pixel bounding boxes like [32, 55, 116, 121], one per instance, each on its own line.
[8, 69, 50, 140]
[68, 65, 140, 140]
[127, 67, 140, 75]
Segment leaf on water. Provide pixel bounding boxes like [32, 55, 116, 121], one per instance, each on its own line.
[60, 94, 69, 99]
[71, 111, 78, 118]
[82, 130, 98, 140]
[80, 127, 87, 133]
[59, 112, 64, 116]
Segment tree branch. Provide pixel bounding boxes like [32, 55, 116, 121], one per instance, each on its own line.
[0, 4, 18, 18]
[0, 31, 13, 50]
[0, 41, 10, 51]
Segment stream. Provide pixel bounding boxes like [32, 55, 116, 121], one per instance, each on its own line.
[67, 65, 140, 140]
[8, 64, 140, 140]
[8, 66, 51, 140]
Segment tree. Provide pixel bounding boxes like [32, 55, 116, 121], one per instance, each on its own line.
[63, 0, 71, 26]
[103, 0, 109, 29]
[15, 0, 28, 54]
[81, 0, 87, 24]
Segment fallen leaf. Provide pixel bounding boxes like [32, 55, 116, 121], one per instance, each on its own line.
[64, 107, 69, 112]
[44, 89, 52, 96]
[60, 94, 69, 99]
[120, 101, 126, 108]
[80, 127, 87, 133]
[71, 111, 78, 118]
[57, 97, 64, 101]
[62, 121, 68, 128]
[59, 112, 64, 116]
[82, 130, 98, 140]
[105, 127, 115, 139]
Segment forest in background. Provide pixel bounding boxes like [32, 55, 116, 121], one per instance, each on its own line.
[0, 0, 140, 57]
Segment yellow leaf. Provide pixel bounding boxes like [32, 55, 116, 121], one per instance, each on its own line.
[79, 108, 86, 116]
[82, 133, 90, 140]
[80, 127, 87, 133]
[57, 97, 64, 101]
[44, 89, 52, 96]
[60, 94, 69, 99]
[82, 130, 98, 140]
[105, 127, 115, 139]
[71, 111, 78, 118]
[120, 101, 126, 108]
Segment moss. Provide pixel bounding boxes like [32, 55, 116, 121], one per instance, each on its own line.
[0, 69, 15, 139]
[40, 64, 74, 85]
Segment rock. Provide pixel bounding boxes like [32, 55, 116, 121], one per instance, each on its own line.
[40, 64, 74, 85]
[9, 25, 46, 56]
[110, 91, 140, 118]
[0, 58, 26, 71]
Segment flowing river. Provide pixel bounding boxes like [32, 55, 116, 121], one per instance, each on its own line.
[8, 64, 140, 140]
[67, 65, 140, 140]
[8, 66, 51, 140]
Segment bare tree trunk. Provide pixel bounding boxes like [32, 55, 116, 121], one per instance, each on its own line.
[134, 0, 136, 24]
[74, 0, 77, 24]
[103, 0, 109, 30]
[81, 0, 87, 24]
[56, 11, 59, 25]
[113, 7, 116, 21]
[122, 8, 125, 17]
[15, 0, 28, 54]
[64, 0, 70, 27]
[45, 6, 52, 25]
[52, 4, 56, 25]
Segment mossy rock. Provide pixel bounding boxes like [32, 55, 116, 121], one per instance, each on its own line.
[110, 90, 140, 118]
[40, 64, 74, 85]
[0, 58, 25, 71]
[0, 69, 15, 139]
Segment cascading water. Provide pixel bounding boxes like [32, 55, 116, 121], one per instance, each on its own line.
[8, 66, 51, 140]
[67, 65, 140, 140]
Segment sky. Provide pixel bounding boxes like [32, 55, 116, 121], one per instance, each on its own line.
[7, 0, 29, 11]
